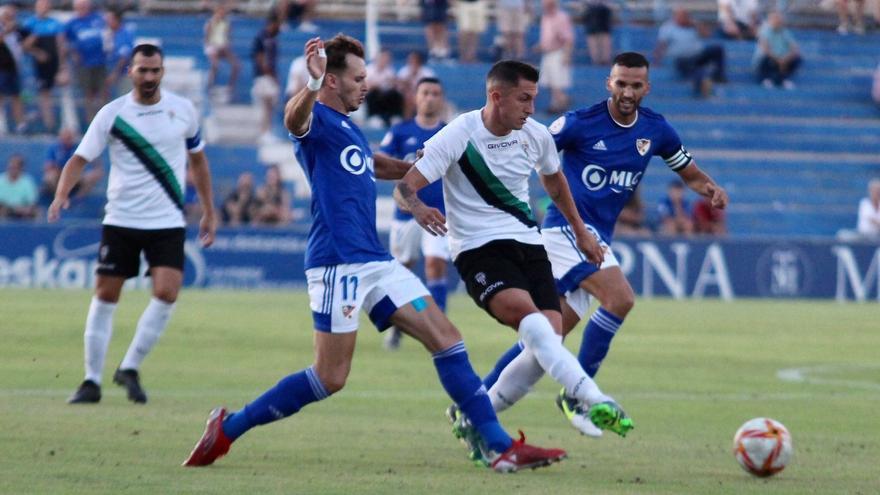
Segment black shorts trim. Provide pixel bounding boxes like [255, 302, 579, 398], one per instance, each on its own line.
[96, 225, 185, 279]
[454, 239, 561, 320]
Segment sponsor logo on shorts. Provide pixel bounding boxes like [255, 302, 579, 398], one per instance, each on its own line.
[475, 272, 487, 285]
[479, 281, 504, 302]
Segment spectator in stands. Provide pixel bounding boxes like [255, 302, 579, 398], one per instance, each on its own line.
[42, 127, 102, 201]
[284, 54, 308, 99]
[0, 154, 38, 219]
[397, 50, 435, 118]
[496, 0, 529, 59]
[538, 0, 575, 113]
[582, 0, 613, 65]
[655, 7, 727, 98]
[615, 190, 651, 236]
[754, 11, 801, 90]
[456, 0, 487, 63]
[204, 2, 240, 98]
[692, 197, 727, 235]
[274, 0, 318, 33]
[717, 0, 758, 39]
[105, 9, 135, 98]
[365, 48, 403, 128]
[65, 0, 107, 123]
[252, 164, 291, 226]
[872, 61, 880, 105]
[21, 0, 65, 133]
[658, 180, 693, 235]
[420, 0, 450, 61]
[835, 0, 866, 35]
[222, 171, 257, 226]
[0, 4, 26, 134]
[856, 178, 880, 237]
[251, 14, 281, 145]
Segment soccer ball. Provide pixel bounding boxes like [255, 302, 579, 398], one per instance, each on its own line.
[732, 417, 793, 477]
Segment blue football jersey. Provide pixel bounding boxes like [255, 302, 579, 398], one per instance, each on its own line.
[542, 100, 693, 242]
[291, 102, 392, 269]
[379, 119, 446, 221]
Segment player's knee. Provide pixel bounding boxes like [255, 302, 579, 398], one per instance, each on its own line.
[152, 287, 179, 304]
[320, 374, 348, 394]
[609, 292, 635, 317]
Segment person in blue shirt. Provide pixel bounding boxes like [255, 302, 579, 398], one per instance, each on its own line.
[182, 34, 568, 473]
[376, 76, 449, 350]
[64, 0, 107, 122]
[21, 0, 65, 132]
[480, 52, 729, 436]
[104, 9, 135, 97]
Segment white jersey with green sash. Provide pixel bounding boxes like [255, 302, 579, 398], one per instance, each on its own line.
[75, 90, 204, 229]
[415, 109, 560, 260]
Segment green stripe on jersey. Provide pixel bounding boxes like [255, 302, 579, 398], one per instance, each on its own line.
[111, 116, 184, 206]
[460, 141, 535, 225]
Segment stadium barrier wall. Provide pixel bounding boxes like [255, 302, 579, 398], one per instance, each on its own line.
[0, 224, 878, 302]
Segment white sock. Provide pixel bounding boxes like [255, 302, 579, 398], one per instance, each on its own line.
[84, 297, 117, 384]
[518, 312, 608, 406]
[119, 297, 175, 371]
[488, 347, 545, 413]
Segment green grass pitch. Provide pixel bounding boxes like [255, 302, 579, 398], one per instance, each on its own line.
[1, 289, 878, 494]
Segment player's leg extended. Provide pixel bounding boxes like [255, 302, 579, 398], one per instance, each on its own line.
[574, 266, 634, 378]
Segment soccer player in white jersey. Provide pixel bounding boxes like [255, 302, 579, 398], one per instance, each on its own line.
[48, 44, 217, 404]
[182, 35, 567, 473]
[395, 61, 634, 462]
[483, 52, 729, 437]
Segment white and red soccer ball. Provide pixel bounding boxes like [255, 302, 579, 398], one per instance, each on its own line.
[733, 417, 793, 477]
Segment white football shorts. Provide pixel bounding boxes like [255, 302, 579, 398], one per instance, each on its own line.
[389, 218, 450, 264]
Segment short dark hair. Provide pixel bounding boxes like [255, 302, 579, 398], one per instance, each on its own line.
[613, 52, 650, 69]
[131, 43, 163, 61]
[486, 60, 539, 87]
[416, 77, 442, 90]
[325, 34, 365, 75]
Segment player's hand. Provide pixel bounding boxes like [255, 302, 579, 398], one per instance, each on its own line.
[304, 37, 326, 80]
[47, 197, 69, 222]
[199, 212, 217, 247]
[575, 231, 605, 266]
[706, 183, 729, 209]
[413, 205, 447, 236]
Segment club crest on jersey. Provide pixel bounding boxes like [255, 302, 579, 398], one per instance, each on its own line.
[636, 138, 651, 156]
[341, 304, 356, 318]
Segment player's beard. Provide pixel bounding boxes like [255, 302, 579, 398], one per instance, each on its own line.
[138, 83, 159, 101]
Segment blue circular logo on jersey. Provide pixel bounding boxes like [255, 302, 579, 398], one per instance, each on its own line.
[340, 145, 367, 175]
[582, 164, 607, 191]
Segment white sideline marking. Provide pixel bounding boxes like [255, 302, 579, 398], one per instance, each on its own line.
[777, 364, 880, 391]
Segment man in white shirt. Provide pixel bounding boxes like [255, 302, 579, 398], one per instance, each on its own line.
[857, 178, 880, 237]
[718, 0, 759, 39]
[49, 44, 217, 405]
[395, 60, 633, 462]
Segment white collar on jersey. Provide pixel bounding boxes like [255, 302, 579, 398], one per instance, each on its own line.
[606, 98, 638, 128]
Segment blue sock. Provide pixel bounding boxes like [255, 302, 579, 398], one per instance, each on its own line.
[433, 342, 512, 453]
[578, 307, 623, 378]
[481, 340, 524, 390]
[427, 279, 448, 313]
[222, 366, 330, 440]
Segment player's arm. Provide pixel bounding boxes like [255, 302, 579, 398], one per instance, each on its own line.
[540, 171, 604, 265]
[47, 154, 88, 222]
[677, 161, 728, 209]
[188, 150, 218, 247]
[373, 152, 412, 180]
[284, 37, 325, 137]
[396, 167, 446, 236]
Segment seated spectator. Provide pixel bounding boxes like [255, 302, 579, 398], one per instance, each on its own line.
[456, 0, 488, 63]
[42, 127, 102, 201]
[873, 62, 880, 105]
[21, 0, 65, 133]
[835, 0, 866, 35]
[104, 9, 135, 98]
[0, 154, 38, 219]
[252, 165, 291, 226]
[274, 0, 318, 33]
[497, 0, 529, 60]
[718, 0, 758, 40]
[655, 7, 727, 98]
[692, 197, 727, 235]
[658, 180, 693, 235]
[754, 11, 801, 90]
[615, 191, 651, 236]
[856, 178, 880, 237]
[222, 171, 257, 226]
[582, 0, 612, 65]
[0, 4, 26, 134]
[397, 51, 435, 118]
[284, 54, 308, 99]
[538, 0, 575, 113]
[365, 49, 403, 128]
[420, 0, 450, 61]
[204, 2, 240, 98]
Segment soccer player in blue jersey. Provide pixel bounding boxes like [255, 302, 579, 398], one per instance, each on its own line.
[377, 77, 449, 350]
[481, 52, 729, 436]
[183, 35, 567, 473]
